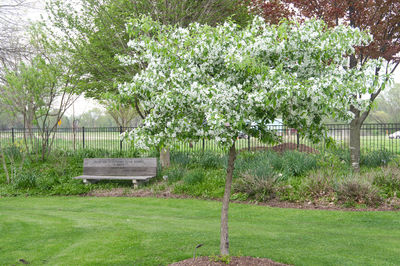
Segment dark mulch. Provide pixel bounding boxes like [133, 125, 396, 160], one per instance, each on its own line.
[169, 256, 289, 266]
[84, 188, 400, 211]
[240, 143, 319, 154]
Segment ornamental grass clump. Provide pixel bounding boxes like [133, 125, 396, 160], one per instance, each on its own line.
[233, 173, 276, 201]
[361, 150, 393, 168]
[280, 151, 318, 177]
[336, 175, 382, 207]
[372, 166, 400, 199]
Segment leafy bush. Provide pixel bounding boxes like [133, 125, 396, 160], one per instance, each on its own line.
[336, 176, 382, 206]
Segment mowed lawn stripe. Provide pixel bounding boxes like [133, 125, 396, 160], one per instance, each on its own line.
[0, 197, 399, 265]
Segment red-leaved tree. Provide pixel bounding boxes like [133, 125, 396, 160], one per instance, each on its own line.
[249, 0, 400, 171]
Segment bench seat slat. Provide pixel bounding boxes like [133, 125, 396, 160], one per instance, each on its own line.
[74, 175, 155, 180]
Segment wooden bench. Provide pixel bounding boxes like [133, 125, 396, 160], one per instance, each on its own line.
[74, 158, 157, 188]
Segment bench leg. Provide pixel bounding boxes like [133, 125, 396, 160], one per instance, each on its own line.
[83, 179, 99, 185]
[132, 180, 145, 189]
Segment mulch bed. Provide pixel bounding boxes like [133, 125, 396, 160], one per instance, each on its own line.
[169, 256, 289, 266]
[84, 188, 399, 211]
[240, 143, 319, 154]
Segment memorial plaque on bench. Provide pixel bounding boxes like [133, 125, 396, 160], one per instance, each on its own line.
[83, 158, 156, 177]
[74, 158, 157, 187]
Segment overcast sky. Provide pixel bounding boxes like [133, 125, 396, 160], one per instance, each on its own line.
[24, 1, 400, 117]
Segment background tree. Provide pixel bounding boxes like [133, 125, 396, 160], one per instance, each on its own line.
[368, 84, 400, 123]
[0, 0, 36, 75]
[75, 108, 116, 127]
[249, 0, 400, 171]
[45, 0, 251, 113]
[0, 25, 80, 160]
[100, 94, 140, 128]
[120, 16, 375, 255]
[46, 0, 251, 166]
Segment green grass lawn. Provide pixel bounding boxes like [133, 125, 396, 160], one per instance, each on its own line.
[1, 197, 400, 265]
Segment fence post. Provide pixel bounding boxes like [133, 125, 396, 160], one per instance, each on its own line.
[120, 126, 123, 151]
[202, 138, 205, 152]
[82, 127, 85, 149]
[11, 128, 15, 145]
[248, 136, 250, 151]
[296, 131, 300, 150]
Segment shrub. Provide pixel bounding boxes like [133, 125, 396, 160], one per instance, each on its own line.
[233, 173, 276, 202]
[335, 175, 382, 207]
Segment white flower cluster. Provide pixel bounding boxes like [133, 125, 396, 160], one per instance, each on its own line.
[119, 15, 386, 149]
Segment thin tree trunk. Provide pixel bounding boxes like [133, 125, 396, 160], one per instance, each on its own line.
[160, 147, 170, 168]
[220, 142, 236, 255]
[0, 146, 10, 184]
[350, 117, 361, 172]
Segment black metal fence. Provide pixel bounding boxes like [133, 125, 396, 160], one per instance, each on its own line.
[0, 124, 400, 154]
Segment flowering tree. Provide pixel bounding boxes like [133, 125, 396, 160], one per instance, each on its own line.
[249, 0, 399, 171]
[119, 16, 377, 255]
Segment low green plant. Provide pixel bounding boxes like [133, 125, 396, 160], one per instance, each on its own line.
[183, 169, 206, 185]
[234, 151, 279, 179]
[170, 151, 191, 166]
[280, 151, 318, 177]
[163, 167, 186, 184]
[361, 150, 393, 168]
[173, 169, 225, 198]
[209, 255, 231, 264]
[12, 171, 37, 189]
[193, 151, 226, 169]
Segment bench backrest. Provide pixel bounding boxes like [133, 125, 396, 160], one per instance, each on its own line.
[83, 158, 157, 176]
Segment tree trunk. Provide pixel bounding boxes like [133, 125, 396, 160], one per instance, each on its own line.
[0, 146, 10, 184]
[160, 147, 170, 168]
[220, 142, 236, 255]
[350, 116, 362, 172]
